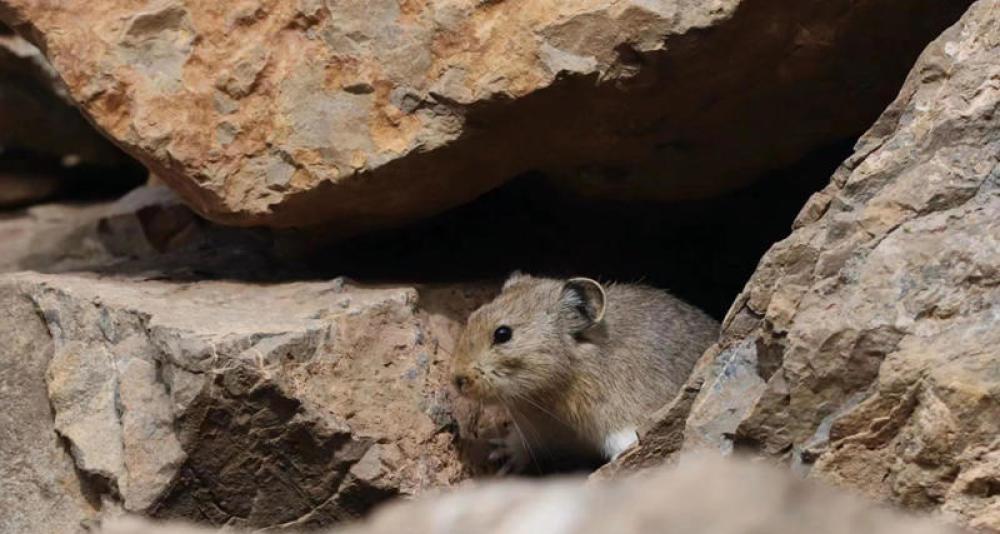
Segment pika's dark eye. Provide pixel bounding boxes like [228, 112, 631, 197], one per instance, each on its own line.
[493, 325, 512, 345]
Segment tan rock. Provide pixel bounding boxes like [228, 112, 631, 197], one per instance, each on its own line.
[0, 0, 970, 229]
[0, 185, 205, 273]
[0, 269, 491, 530]
[0, 198, 119, 273]
[0, 198, 497, 531]
[100, 455, 962, 534]
[607, 1, 1000, 530]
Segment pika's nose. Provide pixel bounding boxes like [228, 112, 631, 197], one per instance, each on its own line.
[452, 374, 469, 392]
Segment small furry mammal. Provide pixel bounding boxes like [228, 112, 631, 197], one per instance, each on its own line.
[452, 272, 719, 471]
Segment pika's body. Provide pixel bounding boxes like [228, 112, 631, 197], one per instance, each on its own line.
[452, 273, 719, 468]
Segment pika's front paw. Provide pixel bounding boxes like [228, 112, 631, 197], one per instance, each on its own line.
[488, 432, 531, 475]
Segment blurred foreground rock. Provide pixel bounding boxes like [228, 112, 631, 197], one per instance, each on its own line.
[607, 1, 1000, 531]
[101, 455, 960, 534]
[0, 0, 969, 228]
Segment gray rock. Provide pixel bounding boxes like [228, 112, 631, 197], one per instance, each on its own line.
[607, 2, 1000, 530]
[0, 270, 487, 529]
[0, 283, 99, 534]
[0, 189, 495, 530]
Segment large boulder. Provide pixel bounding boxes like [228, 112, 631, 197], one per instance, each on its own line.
[101, 455, 960, 534]
[0, 0, 970, 229]
[0, 268, 489, 531]
[607, 1, 999, 531]
[0, 188, 498, 532]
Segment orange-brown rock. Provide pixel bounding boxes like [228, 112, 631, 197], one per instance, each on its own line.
[0, 0, 970, 229]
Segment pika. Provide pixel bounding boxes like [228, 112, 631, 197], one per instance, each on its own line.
[452, 272, 718, 471]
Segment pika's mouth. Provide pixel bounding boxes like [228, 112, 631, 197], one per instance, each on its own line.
[451, 371, 501, 403]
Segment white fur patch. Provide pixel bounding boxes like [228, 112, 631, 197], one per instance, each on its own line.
[602, 428, 639, 460]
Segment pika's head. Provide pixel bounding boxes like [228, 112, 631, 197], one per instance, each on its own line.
[451, 273, 606, 403]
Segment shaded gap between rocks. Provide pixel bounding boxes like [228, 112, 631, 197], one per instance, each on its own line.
[0, 148, 147, 207]
[303, 138, 856, 320]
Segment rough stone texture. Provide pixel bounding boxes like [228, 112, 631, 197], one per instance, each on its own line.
[0, 186, 500, 531]
[101, 455, 961, 534]
[0, 270, 491, 530]
[607, 1, 1000, 531]
[0, 284, 101, 534]
[0, 0, 970, 229]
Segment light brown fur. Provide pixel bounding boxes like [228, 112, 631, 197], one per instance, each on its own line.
[452, 273, 719, 466]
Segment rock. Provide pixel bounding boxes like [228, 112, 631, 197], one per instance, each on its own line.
[0, 26, 142, 208]
[0, 169, 63, 208]
[0, 267, 491, 530]
[607, 1, 1000, 530]
[0, 26, 127, 166]
[0, 185, 211, 273]
[0, 0, 970, 229]
[0, 189, 497, 530]
[0, 284, 100, 534]
[0, 197, 122, 273]
[101, 454, 961, 534]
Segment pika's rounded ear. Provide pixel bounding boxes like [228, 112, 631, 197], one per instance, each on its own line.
[502, 270, 529, 291]
[560, 277, 607, 330]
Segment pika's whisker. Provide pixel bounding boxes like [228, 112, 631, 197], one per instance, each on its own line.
[499, 398, 540, 474]
[511, 392, 575, 431]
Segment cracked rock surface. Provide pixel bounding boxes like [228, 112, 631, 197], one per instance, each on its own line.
[605, 1, 1000, 530]
[0, 0, 970, 229]
[0, 188, 494, 532]
[2, 271, 487, 530]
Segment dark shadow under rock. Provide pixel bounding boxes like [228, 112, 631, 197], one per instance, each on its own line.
[304, 140, 855, 319]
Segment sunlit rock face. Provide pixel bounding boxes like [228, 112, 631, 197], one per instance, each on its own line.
[0, 0, 969, 230]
